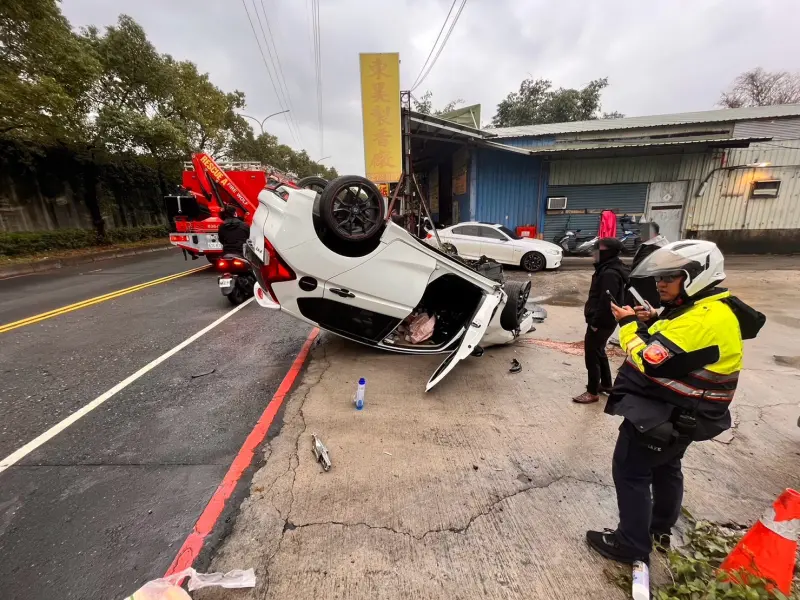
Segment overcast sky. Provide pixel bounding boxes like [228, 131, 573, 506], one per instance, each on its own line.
[62, 0, 800, 175]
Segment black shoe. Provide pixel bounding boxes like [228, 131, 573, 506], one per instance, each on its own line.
[651, 531, 671, 553]
[586, 529, 646, 565]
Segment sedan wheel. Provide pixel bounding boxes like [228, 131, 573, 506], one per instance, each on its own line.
[297, 176, 328, 194]
[521, 251, 545, 272]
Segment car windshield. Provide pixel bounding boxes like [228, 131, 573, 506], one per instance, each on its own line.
[497, 226, 520, 240]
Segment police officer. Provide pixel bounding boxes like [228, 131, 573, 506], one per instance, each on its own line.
[586, 240, 765, 564]
[217, 205, 250, 256]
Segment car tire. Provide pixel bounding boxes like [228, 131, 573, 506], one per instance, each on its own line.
[297, 176, 328, 194]
[500, 280, 532, 331]
[318, 175, 386, 242]
[521, 251, 546, 272]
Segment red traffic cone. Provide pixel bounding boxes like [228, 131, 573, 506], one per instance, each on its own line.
[720, 488, 800, 594]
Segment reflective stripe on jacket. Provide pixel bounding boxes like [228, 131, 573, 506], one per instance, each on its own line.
[607, 289, 743, 440]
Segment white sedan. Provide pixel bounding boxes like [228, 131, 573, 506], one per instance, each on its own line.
[243, 175, 547, 391]
[428, 222, 562, 272]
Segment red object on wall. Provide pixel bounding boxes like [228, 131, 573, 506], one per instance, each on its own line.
[516, 226, 537, 239]
[598, 210, 617, 239]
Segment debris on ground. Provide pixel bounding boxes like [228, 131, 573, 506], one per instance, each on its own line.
[190, 368, 216, 379]
[125, 567, 255, 599]
[312, 433, 331, 471]
[509, 359, 522, 373]
[518, 338, 627, 358]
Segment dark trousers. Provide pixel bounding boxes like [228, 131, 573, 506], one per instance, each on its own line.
[584, 325, 614, 394]
[612, 420, 691, 557]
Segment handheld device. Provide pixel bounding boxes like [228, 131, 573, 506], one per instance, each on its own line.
[629, 287, 652, 312]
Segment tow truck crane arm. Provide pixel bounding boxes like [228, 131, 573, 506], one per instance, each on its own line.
[191, 153, 260, 219]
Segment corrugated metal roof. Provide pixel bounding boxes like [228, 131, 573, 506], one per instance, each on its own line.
[488, 104, 800, 138]
[520, 137, 768, 155]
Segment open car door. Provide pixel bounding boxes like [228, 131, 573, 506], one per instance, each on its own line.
[426, 289, 504, 391]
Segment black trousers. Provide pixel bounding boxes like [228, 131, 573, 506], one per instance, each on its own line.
[612, 420, 691, 557]
[584, 325, 615, 394]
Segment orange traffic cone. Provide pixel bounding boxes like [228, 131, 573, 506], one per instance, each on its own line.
[720, 488, 800, 594]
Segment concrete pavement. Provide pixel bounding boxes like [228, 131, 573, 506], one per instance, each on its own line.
[0, 250, 311, 599]
[200, 259, 800, 600]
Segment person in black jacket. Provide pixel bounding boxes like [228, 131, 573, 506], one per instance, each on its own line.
[217, 205, 250, 256]
[573, 238, 630, 404]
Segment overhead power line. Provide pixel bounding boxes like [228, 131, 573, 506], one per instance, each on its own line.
[411, 0, 468, 92]
[410, 0, 457, 91]
[256, 0, 305, 148]
[241, 0, 302, 147]
[311, 0, 324, 157]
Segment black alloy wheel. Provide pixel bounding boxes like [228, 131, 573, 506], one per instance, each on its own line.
[320, 175, 386, 242]
[521, 251, 546, 273]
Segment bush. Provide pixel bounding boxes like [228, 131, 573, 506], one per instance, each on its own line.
[0, 225, 169, 257]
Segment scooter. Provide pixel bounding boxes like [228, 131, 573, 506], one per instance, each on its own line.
[216, 254, 256, 305]
[553, 229, 598, 256]
[618, 215, 642, 254]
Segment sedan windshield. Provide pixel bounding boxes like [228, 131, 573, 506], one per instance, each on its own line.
[498, 226, 520, 240]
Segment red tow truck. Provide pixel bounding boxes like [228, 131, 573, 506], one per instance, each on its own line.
[164, 153, 326, 262]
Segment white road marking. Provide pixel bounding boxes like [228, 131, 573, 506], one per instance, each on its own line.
[0, 297, 254, 474]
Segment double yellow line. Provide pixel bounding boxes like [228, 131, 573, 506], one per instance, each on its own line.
[0, 264, 211, 334]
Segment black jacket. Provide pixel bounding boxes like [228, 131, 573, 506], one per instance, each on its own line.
[584, 256, 630, 330]
[218, 217, 250, 255]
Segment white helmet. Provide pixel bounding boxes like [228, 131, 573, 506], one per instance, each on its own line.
[631, 240, 726, 297]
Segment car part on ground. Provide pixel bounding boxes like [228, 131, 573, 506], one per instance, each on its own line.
[312, 434, 331, 471]
[509, 359, 522, 373]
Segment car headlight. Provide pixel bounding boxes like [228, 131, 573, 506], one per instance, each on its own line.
[545, 248, 561, 256]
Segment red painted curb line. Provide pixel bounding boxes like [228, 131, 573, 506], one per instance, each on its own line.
[164, 327, 320, 576]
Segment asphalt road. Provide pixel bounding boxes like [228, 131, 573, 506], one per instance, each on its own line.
[0, 249, 310, 600]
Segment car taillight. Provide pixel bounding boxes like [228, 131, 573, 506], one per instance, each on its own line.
[259, 237, 295, 302]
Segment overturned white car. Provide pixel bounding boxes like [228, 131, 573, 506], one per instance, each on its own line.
[243, 175, 546, 390]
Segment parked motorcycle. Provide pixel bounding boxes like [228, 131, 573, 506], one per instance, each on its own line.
[553, 228, 598, 256]
[618, 215, 642, 254]
[216, 254, 256, 305]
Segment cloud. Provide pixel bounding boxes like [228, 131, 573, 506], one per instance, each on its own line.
[62, 0, 800, 175]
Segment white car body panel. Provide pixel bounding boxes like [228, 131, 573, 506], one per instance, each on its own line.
[248, 187, 547, 389]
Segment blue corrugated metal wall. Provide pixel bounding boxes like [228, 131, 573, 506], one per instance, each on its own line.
[501, 136, 556, 148]
[474, 149, 545, 230]
[543, 184, 648, 242]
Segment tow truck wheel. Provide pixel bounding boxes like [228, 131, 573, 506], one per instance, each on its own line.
[319, 175, 386, 243]
[206, 255, 217, 265]
[297, 176, 328, 194]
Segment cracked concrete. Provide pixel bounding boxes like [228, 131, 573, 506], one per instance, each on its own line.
[198, 264, 800, 600]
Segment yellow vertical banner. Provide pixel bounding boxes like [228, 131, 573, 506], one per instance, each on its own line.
[360, 53, 402, 183]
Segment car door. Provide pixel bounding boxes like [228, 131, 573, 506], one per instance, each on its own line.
[426, 289, 503, 391]
[449, 225, 482, 258]
[478, 226, 515, 264]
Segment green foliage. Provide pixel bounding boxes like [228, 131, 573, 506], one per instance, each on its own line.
[606, 518, 799, 600]
[0, 225, 168, 257]
[491, 77, 623, 127]
[230, 130, 338, 179]
[413, 90, 465, 116]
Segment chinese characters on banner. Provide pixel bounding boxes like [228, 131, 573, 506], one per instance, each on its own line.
[359, 53, 402, 183]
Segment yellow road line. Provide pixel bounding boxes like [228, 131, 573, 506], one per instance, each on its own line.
[0, 264, 211, 334]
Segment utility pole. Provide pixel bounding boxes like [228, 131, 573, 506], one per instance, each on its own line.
[400, 91, 412, 216]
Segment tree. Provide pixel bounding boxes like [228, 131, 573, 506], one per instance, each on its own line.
[0, 0, 99, 141]
[229, 129, 337, 180]
[412, 90, 464, 116]
[490, 77, 622, 127]
[719, 67, 800, 108]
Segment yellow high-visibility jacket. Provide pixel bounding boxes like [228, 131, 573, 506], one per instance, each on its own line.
[606, 289, 762, 441]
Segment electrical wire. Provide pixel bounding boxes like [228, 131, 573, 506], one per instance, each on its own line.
[241, 0, 302, 147]
[411, 0, 468, 92]
[248, 0, 303, 147]
[311, 0, 324, 157]
[256, 0, 305, 147]
[410, 0, 457, 91]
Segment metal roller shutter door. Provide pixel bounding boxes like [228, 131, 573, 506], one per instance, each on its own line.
[544, 183, 648, 242]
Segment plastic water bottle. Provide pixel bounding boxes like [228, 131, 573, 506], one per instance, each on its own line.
[632, 561, 649, 600]
[354, 378, 366, 410]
